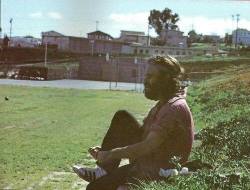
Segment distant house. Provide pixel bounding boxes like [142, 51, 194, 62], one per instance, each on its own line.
[118, 30, 150, 46]
[41, 30, 124, 55]
[232, 28, 250, 46]
[42, 31, 67, 49]
[42, 31, 90, 53]
[9, 36, 41, 48]
[87, 30, 113, 41]
[160, 29, 188, 48]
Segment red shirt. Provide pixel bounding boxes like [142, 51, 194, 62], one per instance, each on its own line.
[134, 94, 194, 179]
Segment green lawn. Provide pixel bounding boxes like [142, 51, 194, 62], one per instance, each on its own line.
[0, 87, 154, 189]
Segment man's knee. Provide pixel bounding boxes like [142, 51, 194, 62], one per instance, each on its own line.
[113, 110, 130, 120]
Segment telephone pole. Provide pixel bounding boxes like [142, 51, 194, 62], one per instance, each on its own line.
[235, 14, 240, 49]
[232, 14, 240, 49]
[96, 20, 99, 31]
[9, 18, 13, 40]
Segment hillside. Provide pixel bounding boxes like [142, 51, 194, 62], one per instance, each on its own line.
[136, 64, 250, 189]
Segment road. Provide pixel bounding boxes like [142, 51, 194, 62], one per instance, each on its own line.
[0, 79, 144, 91]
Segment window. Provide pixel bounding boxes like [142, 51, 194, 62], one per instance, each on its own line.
[134, 49, 138, 54]
[155, 50, 158, 53]
[176, 51, 180, 55]
[145, 49, 149, 54]
[182, 51, 186, 55]
[140, 49, 143, 54]
[161, 51, 165, 54]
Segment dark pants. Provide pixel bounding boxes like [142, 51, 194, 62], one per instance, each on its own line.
[86, 110, 143, 190]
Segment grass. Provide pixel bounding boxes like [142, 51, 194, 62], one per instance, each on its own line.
[181, 55, 249, 63]
[134, 65, 250, 189]
[0, 87, 154, 189]
[0, 64, 249, 189]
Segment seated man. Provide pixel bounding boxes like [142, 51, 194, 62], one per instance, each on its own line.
[73, 55, 195, 190]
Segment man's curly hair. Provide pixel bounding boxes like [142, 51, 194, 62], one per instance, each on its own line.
[148, 55, 184, 98]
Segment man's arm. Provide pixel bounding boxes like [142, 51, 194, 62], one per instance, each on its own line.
[97, 131, 164, 163]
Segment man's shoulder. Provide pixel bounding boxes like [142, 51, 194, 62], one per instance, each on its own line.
[168, 95, 186, 105]
[159, 95, 189, 116]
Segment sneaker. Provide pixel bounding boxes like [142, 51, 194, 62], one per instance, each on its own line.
[72, 165, 107, 182]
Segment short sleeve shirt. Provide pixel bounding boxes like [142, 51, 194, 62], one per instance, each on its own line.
[134, 94, 194, 179]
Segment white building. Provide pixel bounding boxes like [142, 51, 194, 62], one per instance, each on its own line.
[232, 28, 250, 46]
[42, 31, 69, 50]
[118, 30, 150, 46]
[121, 44, 210, 58]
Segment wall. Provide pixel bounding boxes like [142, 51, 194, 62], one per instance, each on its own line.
[78, 56, 147, 83]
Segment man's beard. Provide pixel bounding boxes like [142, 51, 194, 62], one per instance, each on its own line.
[143, 84, 161, 101]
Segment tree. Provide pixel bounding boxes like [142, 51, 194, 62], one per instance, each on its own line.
[148, 8, 179, 36]
[188, 30, 197, 42]
[187, 30, 201, 46]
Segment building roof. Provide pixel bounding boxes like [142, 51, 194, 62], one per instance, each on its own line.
[42, 31, 65, 37]
[121, 30, 145, 36]
[87, 30, 113, 39]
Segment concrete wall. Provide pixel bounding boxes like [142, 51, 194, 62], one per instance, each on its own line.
[47, 66, 78, 80]
[69, 37, 90, 54]
[78, 56, 147, 83]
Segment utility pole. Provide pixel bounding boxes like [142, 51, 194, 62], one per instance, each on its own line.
[44, 43, 48, 67]
[96, 20, 99, 31]
[235, 14, 240, 49]
[147, 24, 150, 46]
[231, 15, 234, 49]
[232, 14, 240, 49]
[9, 18, 13, 40]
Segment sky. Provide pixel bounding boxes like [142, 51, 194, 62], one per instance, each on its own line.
[1, 0, 250, 39]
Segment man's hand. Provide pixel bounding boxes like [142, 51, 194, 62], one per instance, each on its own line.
[96, 150, 113, 163]
[88, 146, 101, 160]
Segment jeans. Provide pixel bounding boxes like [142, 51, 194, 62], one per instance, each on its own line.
[86, 110, 143, 190]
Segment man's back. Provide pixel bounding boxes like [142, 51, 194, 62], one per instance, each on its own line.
[135, 94, 194, 179]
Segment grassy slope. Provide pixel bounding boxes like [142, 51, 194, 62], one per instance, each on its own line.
[136, 65, 250, 189]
